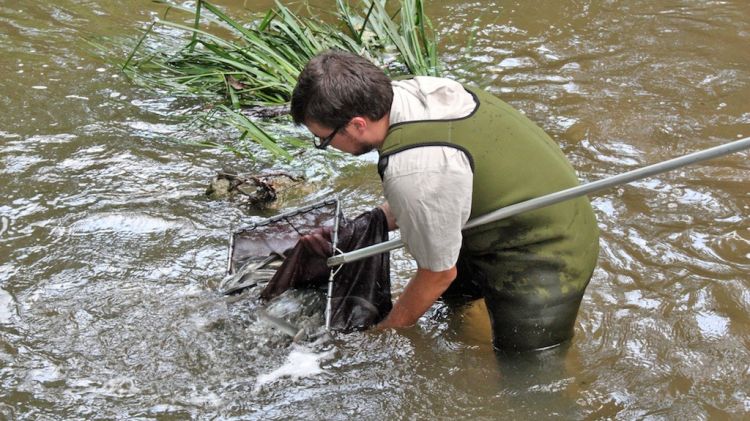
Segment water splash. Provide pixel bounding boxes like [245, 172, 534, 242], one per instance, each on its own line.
[254, 346, 335, 392]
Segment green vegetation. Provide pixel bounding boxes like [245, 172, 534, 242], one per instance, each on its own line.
[120, 0, 442, 161]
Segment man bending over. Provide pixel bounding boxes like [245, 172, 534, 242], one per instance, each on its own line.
[291, 50, 599, 353]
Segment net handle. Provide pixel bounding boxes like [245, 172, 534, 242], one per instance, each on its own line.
[324, 198, 341, 331]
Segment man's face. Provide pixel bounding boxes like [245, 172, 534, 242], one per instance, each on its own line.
[306, 119, 376, 156]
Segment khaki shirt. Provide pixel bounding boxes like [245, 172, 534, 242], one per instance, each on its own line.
[383, 77, 475, 271]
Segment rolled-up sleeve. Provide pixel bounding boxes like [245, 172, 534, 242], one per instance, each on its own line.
[383, 146, 473, 271]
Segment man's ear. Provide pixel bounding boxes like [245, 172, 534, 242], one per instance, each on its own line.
[349, 116, 368, 133]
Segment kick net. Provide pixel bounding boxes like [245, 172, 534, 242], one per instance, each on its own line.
[224, 199, 392, 332]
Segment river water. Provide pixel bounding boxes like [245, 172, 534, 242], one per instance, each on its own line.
[1, 0, 748, 419]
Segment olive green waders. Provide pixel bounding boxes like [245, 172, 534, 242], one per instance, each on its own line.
[379, 85, 599, 352]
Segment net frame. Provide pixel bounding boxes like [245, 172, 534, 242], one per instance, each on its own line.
[227, 198, 340, 273]
[226, 198, 343, 330]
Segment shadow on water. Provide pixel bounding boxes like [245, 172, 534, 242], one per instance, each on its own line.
[1, 0, 749, 419]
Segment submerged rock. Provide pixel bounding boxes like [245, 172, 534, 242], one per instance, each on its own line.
[206, 170, 304, 209]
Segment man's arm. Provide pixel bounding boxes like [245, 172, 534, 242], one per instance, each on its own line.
[376, 266, 457, 328]
[379, 202, 398, 231]
[377, 147, 472, 329]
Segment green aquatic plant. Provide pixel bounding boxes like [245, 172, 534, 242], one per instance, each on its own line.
[347, 0, 439, 76]
[118, 0, 442, 161]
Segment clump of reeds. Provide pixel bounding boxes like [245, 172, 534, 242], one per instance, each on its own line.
[119, 0, 441, 161]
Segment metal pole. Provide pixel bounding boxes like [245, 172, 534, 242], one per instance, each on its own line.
[327, 136, 750, 267]
[325, 198, 341, 330]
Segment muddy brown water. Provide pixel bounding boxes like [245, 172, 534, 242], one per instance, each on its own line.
[1, 0, 748, 419]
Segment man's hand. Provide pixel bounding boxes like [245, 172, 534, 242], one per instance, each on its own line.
[376, 265, 457, 329]
[299, 226, 332, 257]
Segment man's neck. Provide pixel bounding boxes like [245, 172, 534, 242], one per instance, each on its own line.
[370, 113, 391, 150]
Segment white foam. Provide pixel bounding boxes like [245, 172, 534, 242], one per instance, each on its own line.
[696, 311, 729, 338]
[0, 288, 15, 324]
[254, 348, 333, 391]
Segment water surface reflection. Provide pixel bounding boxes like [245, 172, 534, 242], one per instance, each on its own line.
[0, 0, 748, 419]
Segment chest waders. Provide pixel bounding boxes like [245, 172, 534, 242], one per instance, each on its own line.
[378, 86, 600, 352]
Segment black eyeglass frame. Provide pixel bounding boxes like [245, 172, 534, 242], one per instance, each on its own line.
[313, 123, 345, 150]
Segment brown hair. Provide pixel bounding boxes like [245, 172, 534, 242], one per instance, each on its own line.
[291, 50, 393, 128]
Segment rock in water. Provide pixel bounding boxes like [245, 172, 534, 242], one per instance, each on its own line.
[205, 171, 304, 209]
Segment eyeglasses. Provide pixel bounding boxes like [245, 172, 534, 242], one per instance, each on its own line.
[313, 123, 344, 150]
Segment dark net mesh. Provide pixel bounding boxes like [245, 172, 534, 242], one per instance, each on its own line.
[227, 200, 392, 331]
[228, 200, 339, 273]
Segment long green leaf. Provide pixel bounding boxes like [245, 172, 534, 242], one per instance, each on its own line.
[218, 105, 292, 160]
[109, 0, 444, 162]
